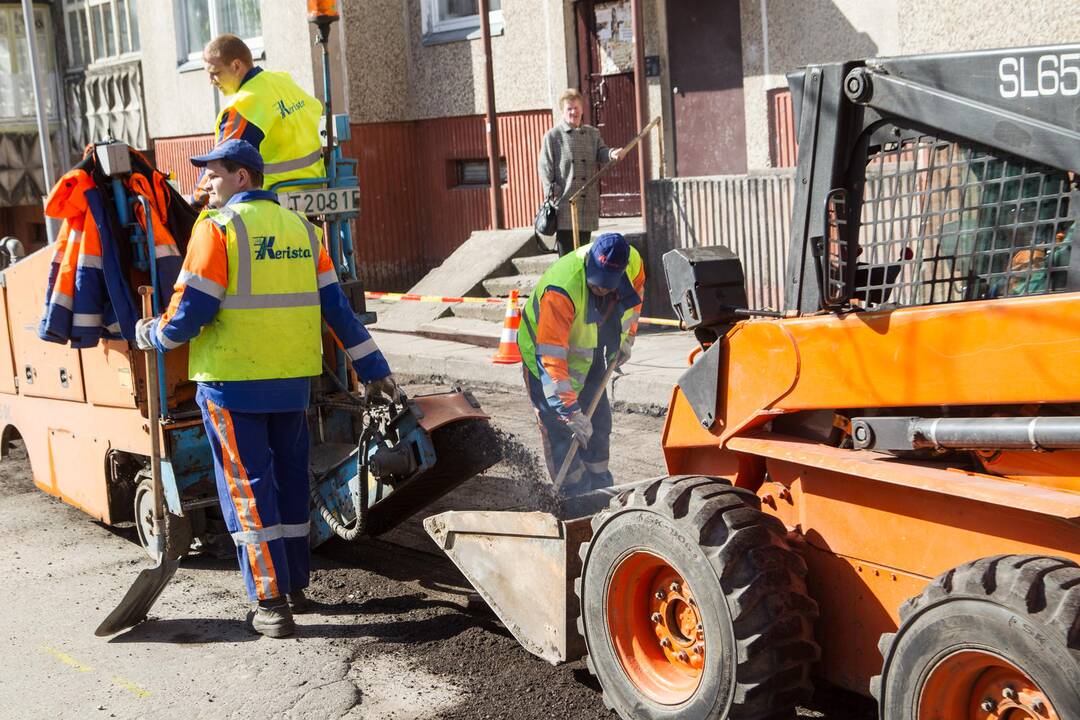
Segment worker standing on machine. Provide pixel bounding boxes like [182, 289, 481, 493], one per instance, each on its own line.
[517, 233, 645, 496]
[191, 34, 325, 208]
[136, 139, 400, 638]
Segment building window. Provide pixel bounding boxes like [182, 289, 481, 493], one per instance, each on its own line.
[179, 0, 261, 65]
[454, 158, 507, 188]
[422, 0, 503, 44]
[0, 5, 58, 125]
[63, 0, 140, 69]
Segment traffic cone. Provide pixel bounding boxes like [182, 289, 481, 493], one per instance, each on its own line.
[491, 289, 523, 364]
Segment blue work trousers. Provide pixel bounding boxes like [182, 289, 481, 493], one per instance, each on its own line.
[197, 387, 311, 602]
[524, 363, 613, 495]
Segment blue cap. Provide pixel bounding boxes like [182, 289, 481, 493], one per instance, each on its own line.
[190, 138, 264, 174]
[585, 232, 631, 290]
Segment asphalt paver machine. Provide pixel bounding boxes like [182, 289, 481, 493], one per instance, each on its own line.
[2, 3, 499, 635]
[429, 43, 1080, 720]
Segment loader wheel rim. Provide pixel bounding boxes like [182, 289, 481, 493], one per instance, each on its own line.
[134, 482, 158, 560]
[919, 649, 1059, 719]
[607, 551, 704, 705]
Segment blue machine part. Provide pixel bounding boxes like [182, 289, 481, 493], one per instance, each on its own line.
[309, 405, 437, 548]
[161, 423, 217, 516]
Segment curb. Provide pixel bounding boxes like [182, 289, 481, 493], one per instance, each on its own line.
[373, 330, 675, 415]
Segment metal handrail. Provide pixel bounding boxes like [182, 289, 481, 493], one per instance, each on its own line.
[567, 115, 664, 249]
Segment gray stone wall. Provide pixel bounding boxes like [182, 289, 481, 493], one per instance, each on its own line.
[896, 0, 1080, 53]
[737, 0, 1080, 171]
[341, 0, 572, 124]
[739, 0, 900, 170]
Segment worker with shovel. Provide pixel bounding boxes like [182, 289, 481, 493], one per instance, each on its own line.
[135, 139, 400, 638]
[517, 233, 645, 495]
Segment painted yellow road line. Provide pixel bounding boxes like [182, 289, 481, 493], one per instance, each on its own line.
[110, 675, 152, 699]
[40, 646, 93, 673]
[39, 646, 151, 698]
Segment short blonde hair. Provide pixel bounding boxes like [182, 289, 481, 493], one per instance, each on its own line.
[558, 88, 585, 109]
[204, 34, 253, 67]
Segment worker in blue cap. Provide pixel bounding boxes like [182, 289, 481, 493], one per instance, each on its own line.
[517, 233, 645, 495]
[137, 139, 399, 637]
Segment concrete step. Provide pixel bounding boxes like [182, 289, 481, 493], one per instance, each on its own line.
[450, 300, 512, 323]
[482, 274, 542, 298]
[416, 316, 503, 348]
[375, 226, 534, 332]
[511, 253, 558, 276]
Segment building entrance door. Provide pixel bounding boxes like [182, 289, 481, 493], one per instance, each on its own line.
[666, 0, 747, 176]
[576, 0, 640, 217]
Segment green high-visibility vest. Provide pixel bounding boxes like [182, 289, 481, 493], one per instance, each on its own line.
[219, 71, 325, 190]
[518, 243, 642, 392]
[189, 201, 323, 382]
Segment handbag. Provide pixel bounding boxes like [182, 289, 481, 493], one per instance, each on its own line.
[533, 196, 558, 237]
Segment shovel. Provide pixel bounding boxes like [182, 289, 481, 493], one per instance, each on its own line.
[96, 287, 180, 636]
[553, 356, 621, 491]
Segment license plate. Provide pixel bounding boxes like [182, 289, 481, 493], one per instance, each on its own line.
[278, 187, 360, 217]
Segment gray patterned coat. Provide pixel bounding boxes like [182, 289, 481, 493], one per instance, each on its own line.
[538, 121, 612, 231]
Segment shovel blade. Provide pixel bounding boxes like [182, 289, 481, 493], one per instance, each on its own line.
[95, 558, 181, 637]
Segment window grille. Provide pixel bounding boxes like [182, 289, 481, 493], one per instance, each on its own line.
[848, 129, 1076, 309]
[63, 0, 140, 69]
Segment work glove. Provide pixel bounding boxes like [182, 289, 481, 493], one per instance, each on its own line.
[565, 410, 593, 448]
[135, 317, 157, 351]
[365, 373, 404, 403]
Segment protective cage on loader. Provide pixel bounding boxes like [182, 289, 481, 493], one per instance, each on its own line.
[427, 43, 1080, 720]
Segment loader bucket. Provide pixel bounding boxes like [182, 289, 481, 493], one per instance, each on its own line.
[424, 510, 592, 664]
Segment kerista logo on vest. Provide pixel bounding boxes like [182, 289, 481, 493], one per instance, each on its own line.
[253, 236, 313, 261]
[276, 98, 306, 118]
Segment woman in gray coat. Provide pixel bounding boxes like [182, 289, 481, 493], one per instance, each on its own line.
[538, 88, 621, 256]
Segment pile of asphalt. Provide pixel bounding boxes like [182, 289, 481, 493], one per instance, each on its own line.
[311, 541, 614, 720]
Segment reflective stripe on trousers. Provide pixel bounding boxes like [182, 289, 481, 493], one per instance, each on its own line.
[232, 522, 310, 546]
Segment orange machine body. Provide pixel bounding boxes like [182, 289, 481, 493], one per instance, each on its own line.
[661, 292, 1080, 695]
[0, 248, 189, 523]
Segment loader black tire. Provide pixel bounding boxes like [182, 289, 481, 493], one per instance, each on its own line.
[133, 473, 192, 561]
[575, 476, 819, 720]
[873, 555, 1080, 720]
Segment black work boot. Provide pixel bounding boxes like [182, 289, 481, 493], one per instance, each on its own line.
[252, 597, 295, 638]
[287, 588, 311, 614]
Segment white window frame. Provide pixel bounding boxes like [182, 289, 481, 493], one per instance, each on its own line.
[422, 0, 503, 42]
[0, 5, 59, 127]
[177, 0, 263, 70]
[62, 0, 139, 69]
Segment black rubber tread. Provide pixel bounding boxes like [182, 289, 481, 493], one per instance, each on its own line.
[872, 554, 1080, 712]
[575, 475, 820, 720]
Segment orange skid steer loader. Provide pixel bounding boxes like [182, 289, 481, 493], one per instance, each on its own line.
[426, 43, 1080, 719]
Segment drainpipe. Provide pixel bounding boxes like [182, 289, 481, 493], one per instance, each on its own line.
[478, 0, 504, 229]
[630, 0, 649, 217]
[22, 0, 57, 243]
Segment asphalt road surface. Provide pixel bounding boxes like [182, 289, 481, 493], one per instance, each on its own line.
[0, 381, 876, 719]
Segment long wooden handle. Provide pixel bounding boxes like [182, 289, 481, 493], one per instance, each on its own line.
[553, 357, 621, 489]
[139, 286, 165, 556]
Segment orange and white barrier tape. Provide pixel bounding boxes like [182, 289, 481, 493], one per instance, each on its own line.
[365, 291, 684, 328]
[366, 291, 506, 305]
